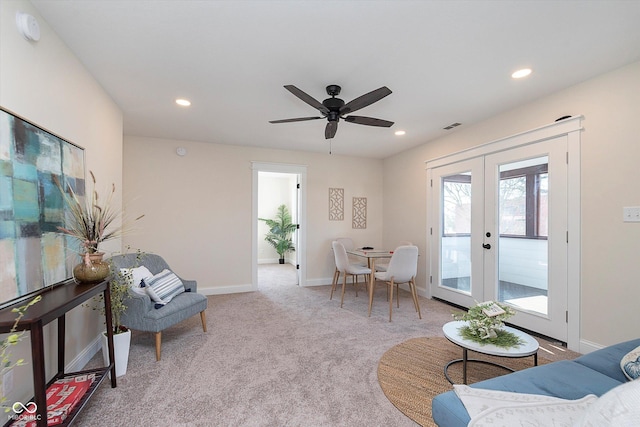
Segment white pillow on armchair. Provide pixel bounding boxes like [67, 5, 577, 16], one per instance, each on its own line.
[120, 266, 153, 295]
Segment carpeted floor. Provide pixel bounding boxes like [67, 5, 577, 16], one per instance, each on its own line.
[76, 264, 578, 426]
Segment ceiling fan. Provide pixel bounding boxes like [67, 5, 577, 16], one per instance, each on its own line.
[269, 84, 394, 139]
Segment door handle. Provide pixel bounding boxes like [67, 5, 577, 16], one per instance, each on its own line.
[482, 243, 491, 249]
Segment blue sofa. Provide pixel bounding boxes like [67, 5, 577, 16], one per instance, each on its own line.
[432, 338, 640, 427]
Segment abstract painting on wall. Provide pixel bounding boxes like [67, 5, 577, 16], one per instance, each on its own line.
[0, 108, 85, 307]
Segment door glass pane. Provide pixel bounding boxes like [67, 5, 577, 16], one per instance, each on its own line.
[497, 157, 548, 315]
[441, 173, 471, 293]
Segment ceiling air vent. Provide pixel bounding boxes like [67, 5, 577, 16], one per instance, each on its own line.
[443, 122, 462, 130]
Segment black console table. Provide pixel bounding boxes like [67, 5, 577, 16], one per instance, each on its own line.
[0, 280, 117, 427]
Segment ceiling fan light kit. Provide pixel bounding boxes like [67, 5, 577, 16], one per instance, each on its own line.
[269, 84, 394, 139]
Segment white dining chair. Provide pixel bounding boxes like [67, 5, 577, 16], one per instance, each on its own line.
[331, 237, 367, 290]
[371, 245, 421, 322]
[331, 241, 372, 308]
[375, 241, 413, 272]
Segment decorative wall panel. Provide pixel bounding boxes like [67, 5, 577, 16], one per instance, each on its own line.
[352, 197, 367, 229]
[329, 188, 344, 221]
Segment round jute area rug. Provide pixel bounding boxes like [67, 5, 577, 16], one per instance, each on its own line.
[377, 336, 544, 427]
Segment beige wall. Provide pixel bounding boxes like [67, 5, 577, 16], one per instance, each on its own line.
[1, 0, 123, 402]
[122, 136, 384, 290]
[383, 60, 640, 349]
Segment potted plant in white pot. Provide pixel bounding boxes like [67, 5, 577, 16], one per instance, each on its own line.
[102, 261, 132, 378]
[259, 204, 297, 264]
[86, 251, 143, 378]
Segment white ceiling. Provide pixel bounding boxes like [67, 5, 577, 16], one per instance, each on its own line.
[30, 0, 640, 159]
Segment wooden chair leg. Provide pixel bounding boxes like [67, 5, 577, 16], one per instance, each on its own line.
[411, 278, 422, 319]
[368, 277, 375, 317]
[409, 279, 419, 312]
[330, 268, 339, 300]
[155, 332, 162, 361]
[388, 280, 394, 322]
[351, 275, 358, 298]
[200, 311, 208, 332]
[396, 283, 400, 308]
[340, 274, 348, 308]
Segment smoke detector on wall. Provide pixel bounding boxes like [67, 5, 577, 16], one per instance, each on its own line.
[16, 12, 40, 42]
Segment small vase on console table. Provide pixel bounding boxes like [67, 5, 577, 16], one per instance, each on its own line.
[74, 252, 110, 284]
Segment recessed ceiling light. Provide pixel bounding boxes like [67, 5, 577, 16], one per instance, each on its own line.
[395, 130, 406, 136]
[511, 68, 532, 79]
[175, 98, 191, 107]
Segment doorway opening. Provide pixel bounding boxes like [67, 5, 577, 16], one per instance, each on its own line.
[251, 162, 307, 290]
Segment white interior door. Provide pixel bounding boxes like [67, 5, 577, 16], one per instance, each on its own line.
[429, 136, 569, 341]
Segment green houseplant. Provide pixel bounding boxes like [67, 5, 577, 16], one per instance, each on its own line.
[85, 249, 146, 378]
[259, 204, 297, 264]
[1, 296, 41, 413]
[453, 301, 524, 348]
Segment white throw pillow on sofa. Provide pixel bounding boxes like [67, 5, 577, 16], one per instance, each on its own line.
[454, 385, 597, 427]
[574, 379, 640, 427]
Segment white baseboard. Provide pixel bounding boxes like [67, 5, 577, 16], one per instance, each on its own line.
[302, 277, 333, 287]
[199, 284, 255, 295]
[579, 338, 605, 354]
[67, 333, 101, 372]
[258, 259, 295, 265]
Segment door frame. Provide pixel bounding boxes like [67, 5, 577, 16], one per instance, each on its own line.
[426, 117, 582, 351]
[251, 161, 307, 290]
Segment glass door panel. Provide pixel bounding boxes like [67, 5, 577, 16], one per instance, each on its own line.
[430, 158, 484, 308]
[442, 173, 472, 293]
[497, 156, 549, 316]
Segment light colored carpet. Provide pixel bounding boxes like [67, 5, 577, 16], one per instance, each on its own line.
[76, 264, 577, 426]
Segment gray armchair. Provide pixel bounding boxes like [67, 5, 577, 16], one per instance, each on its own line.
[109, 253, 208, 361]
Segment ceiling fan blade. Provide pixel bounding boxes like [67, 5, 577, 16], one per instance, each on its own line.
[344, 115, 394, 127]
[269, 116, 323, 124]
[284, 85, 330, 114]
[325, 121, 338, 139]
[339, 86, 392, 115]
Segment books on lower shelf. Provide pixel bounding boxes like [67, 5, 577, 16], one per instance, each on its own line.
[11, 374, 96, 427]
[480, 301, 506, 317]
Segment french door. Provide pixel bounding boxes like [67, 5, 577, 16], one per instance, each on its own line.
[429, 136, 568, 341]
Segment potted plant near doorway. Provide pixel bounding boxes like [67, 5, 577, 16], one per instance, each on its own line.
[259, 204, 297, 264]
